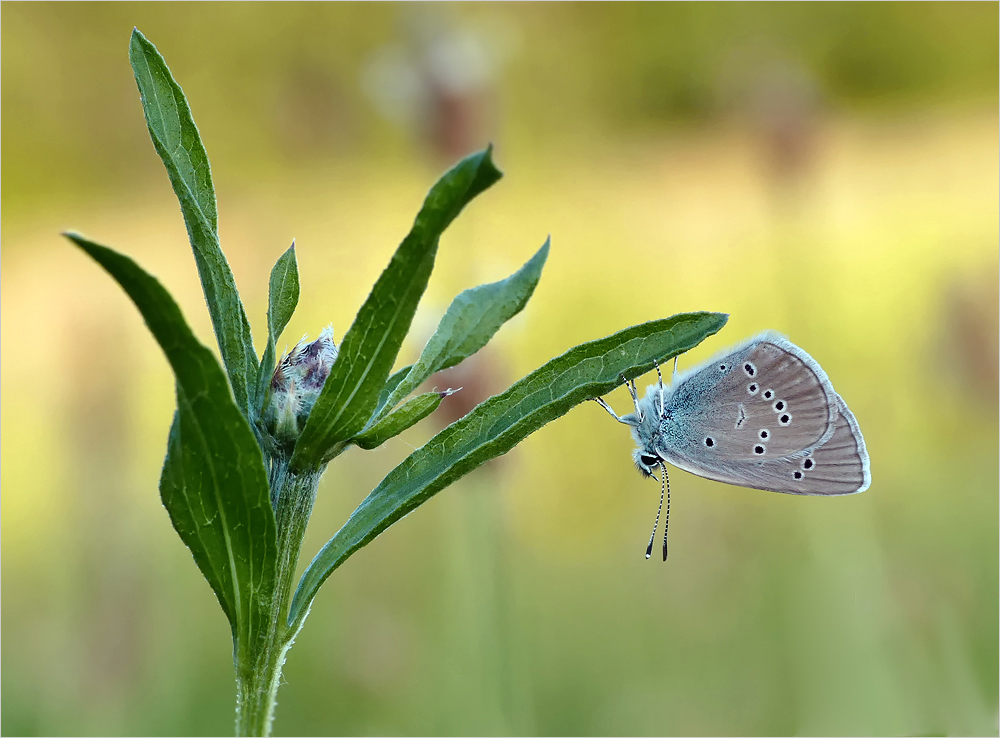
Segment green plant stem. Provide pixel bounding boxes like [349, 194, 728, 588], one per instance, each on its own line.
[235, 459, 320, 736]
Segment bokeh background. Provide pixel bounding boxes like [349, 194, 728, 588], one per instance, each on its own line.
[3, 3, 997, 735]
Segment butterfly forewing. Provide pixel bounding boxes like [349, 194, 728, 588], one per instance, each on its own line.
[662, 337, 837, 461]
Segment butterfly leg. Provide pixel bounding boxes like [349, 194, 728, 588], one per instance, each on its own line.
[621, 373, 643, 421]
[592, 396, 634, 425]
[653, 360, 665, 418]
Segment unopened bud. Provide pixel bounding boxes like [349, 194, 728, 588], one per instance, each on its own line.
[264, 326, 338, 449]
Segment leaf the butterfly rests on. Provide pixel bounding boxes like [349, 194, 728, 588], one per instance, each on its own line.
[288, 311, 729, 625]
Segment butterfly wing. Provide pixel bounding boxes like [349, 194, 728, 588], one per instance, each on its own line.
[661, 334, 838, 460]
[660, 394, 869, 495]
[794, 393, 871, 494]
[656, 334, 870, 495]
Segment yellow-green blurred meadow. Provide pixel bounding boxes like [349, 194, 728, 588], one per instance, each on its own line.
[3, 3, 997, 735]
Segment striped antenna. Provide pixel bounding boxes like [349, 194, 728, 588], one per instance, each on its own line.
[645, 462, 667, 559]
[662, 465, 671, 561]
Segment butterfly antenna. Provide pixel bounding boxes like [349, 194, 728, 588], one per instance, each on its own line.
[645, 462, 666, 560]
[662, 465, 671, 561]
[653, 359, 665, 418]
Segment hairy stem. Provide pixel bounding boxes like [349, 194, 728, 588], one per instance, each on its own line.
[235, 459, 320, 736]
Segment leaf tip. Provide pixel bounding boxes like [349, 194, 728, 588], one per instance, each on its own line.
[477, 143, 503, 183]
[63, 230, 87, 249]
[128, 28, 147, 65]
[521, 237, 550, 276]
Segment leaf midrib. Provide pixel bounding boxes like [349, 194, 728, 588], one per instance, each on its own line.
[179, 383, 246, 641]
[136, 48, 217, 236]
[168, 415, 234, 623]
[301, 247, 434, 459]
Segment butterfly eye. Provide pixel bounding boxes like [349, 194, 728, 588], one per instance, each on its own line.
[639, 454, 658, 467]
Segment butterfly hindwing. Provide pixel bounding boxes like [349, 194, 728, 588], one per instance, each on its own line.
[789, 394, 870, 495]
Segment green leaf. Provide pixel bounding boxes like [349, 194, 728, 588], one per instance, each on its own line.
[288, 311, 728, 624]
[374, 365, 413, 417]
[378, 238, 550, 419]
[129, 28, 258, 417]
[352, 391, 448, 450]
[67, 232, 277, 660]
[256, 242, 300, 414]
[290, 147, 503, 471]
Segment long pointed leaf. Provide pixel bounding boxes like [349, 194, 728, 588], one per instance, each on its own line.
[374, 365, 413, 417]
[378, 238, 550, 418]
[68, 232, 277, 658]
[256, 243, 300, 414]
[353, 391, 447, 450]
[289, 311, 728, 624]
[129, 28, 258, 416]
[290, 147, 503, 471]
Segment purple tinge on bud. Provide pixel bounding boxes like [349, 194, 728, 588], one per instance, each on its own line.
[264, 326, 339, 446]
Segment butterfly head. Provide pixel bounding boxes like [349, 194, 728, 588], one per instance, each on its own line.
[632, 449, 661, 478]
[593, 368, 672, 480]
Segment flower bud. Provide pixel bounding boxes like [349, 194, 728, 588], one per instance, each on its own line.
[264, 326, 339, 449]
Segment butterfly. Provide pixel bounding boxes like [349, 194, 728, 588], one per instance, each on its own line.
[594, 331, 871, 560]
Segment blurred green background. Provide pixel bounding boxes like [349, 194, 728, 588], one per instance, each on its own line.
[2, 3, 997, 735]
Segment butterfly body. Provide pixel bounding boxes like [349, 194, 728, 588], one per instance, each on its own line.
[623, 331, 870, 496]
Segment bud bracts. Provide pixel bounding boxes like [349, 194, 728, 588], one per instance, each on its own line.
[264, 326, 339, 448]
